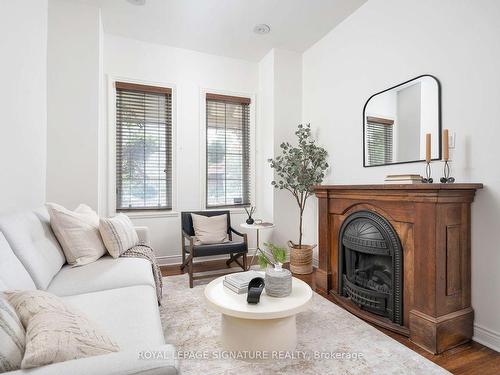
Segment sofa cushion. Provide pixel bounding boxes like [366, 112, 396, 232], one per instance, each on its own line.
[0, 208, 65, 290]
[0, 232, 36, 291]
[4, 344, 178, 375]
[47, 256, 155, 297]
[62, 285, 165, 349]
[185, 239, 247, 257]
[46, 203, 107, 267]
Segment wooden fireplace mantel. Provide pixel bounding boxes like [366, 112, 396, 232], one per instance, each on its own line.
[314, 183, 483, 354]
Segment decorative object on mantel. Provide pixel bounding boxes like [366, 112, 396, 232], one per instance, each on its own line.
[422, 133, 434, 183]
[246, 277, 265, 304]
[258, 243, 292, 298]
[269, 123, 328, 274]
[440, 129, 455, 183]
[384, 174, 423, 184]
[313, 183, 483, 354]
[244, 206, 255, 225]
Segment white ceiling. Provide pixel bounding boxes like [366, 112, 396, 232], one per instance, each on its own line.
[77, 0, 367, 61]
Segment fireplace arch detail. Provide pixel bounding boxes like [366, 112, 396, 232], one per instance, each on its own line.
[339, 210, 403, 324]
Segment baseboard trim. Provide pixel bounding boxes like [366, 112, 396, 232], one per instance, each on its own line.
[473, 324, 500, 352]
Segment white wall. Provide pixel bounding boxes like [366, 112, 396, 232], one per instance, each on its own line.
[0, 0, 48, 212]
[302, 0, 500, 350]
[104, 35, 266, 263]
[46, 0, 102, 212]
[256, 51, 275, 230]
[266, 49, 305, 249]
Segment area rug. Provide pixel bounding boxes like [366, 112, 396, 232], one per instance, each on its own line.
[159, 274, 449, 375]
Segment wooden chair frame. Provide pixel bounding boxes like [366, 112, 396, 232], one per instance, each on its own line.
[181, 227, 248, 288]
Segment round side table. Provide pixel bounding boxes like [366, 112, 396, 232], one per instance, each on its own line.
[240, 222, 275, 270]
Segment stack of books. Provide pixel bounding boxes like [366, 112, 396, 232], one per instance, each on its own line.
[223, 270, 262, 294]
[384, 174, 423, 184]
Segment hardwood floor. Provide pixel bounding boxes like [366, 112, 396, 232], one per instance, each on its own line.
[161, 260, 500, 375]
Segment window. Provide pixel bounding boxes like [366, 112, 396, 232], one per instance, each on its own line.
[366, 116, 394, 165]
[206, 93, 250, 208]
[115, 82, 172, 211]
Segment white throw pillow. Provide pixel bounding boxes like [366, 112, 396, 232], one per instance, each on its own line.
[99, 214, 139, 258]
[191, 213, 229, 245]
[46, 203, 107, 267]
[0, 295, 25, 373]
[5, 290, 119, 369]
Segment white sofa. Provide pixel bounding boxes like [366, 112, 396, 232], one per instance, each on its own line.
[0, 207, 178, 375]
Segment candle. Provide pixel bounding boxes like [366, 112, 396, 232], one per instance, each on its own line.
[426, 133, 431, 162]
[443, 129, 449, 161]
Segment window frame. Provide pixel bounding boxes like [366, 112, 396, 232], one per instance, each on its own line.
[199, 88, 256, 212]
[107, 76, 178, 218]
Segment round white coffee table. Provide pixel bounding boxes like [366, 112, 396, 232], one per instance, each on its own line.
[204, 272, 312, 352]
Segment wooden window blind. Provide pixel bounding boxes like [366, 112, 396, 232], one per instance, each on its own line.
[206, 93, 251, 208]
[115, 82, 172, 211]
[366, 116, 394, 165]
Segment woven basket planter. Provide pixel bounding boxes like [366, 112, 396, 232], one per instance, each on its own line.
[288, 241, 316, 275]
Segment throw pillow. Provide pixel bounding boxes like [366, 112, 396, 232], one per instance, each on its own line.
[191, 213, 229, 245]
[0, 295, 25, 373]
[5, 290, 119, 369]
[5, 290, 67, 327]
[99, 214, 139, 258]
[46, 203, 107, 266]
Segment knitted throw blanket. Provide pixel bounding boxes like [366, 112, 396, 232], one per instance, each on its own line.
[121, 243, 163, 305]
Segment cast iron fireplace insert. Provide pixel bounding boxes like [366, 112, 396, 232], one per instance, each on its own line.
[339, 211, 403, 324]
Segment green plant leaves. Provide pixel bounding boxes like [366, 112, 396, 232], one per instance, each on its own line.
[269, 123, 329, 197]
[258, 242, 288, 268]
[268, 123, 329, 246]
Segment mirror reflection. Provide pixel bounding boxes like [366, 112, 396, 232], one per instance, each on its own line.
[363, 75, 441, 167]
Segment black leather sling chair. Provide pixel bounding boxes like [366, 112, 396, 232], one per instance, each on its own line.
[181, 211, 248, 288]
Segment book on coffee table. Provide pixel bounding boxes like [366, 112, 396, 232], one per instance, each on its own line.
[224, 270, 262, 294]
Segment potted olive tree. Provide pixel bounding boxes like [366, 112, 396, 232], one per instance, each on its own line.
[269, 124, 329, 274]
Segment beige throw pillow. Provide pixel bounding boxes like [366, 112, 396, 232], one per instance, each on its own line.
[191, 213, 229, 245]
[99, 214, 139, 258]
[0, 295, 25, 373]
[46, 203, 107, 266]
[5, 290, 119, 369]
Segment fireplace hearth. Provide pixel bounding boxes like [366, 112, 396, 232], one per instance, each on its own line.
[339, 211, 403, 324]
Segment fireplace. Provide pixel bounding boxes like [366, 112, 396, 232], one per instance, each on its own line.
[339, 211, 403, 324]
[314, 183, 483, 354]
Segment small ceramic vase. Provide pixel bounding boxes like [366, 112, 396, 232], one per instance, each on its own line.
[264, 264, 292, 297]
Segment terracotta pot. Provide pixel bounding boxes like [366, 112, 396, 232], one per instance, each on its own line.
[288, 241, 317, 275]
